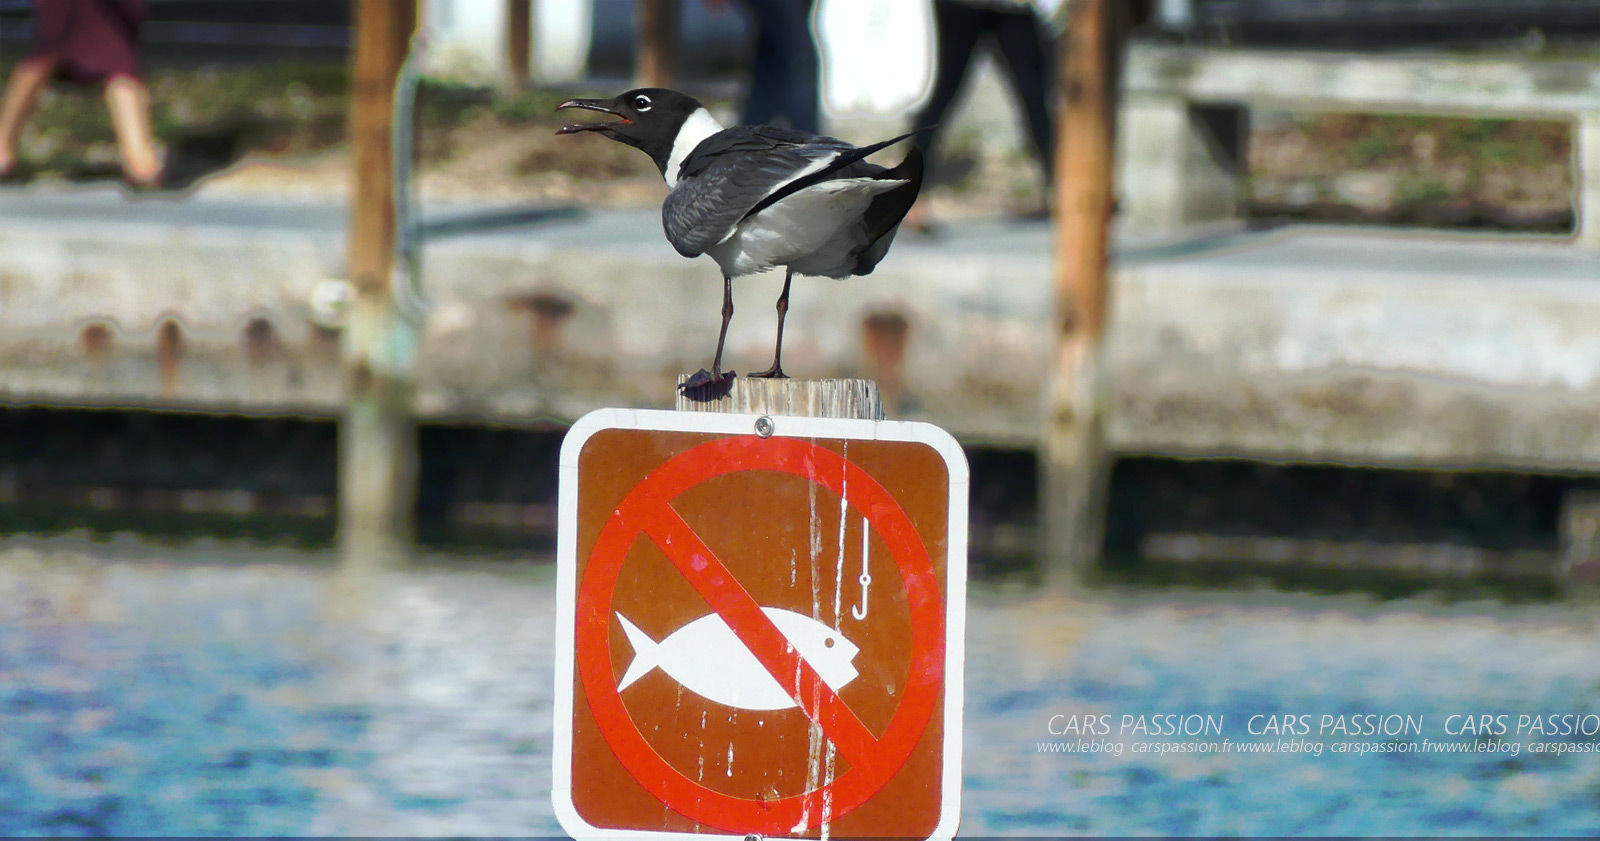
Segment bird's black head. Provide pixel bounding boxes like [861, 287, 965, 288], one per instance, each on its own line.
[555, 88, 707, 174]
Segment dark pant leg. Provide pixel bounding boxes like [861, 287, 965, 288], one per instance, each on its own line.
[779, 0, 819, 133]
[742, 8, 784, 126]
[909, 0, 990, 167]
[990, 6, 1055, 176]
[739, 0, 819, 132]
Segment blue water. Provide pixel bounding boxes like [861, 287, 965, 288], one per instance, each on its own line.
[1, 541, 1597, 836]
[962, 596, 1600, 835]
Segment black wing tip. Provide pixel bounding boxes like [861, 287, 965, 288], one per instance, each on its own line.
[882, 125, 938, 148]
[851, 125, 938, 161]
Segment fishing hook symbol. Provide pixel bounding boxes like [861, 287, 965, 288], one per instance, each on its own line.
[852, 516, 871, 620]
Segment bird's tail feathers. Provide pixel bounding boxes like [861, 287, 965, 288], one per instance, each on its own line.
[848, 142, 925, 276]
[881, 141, 924, 184]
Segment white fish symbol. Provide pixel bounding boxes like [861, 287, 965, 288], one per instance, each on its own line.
[615, 608, 860, 711]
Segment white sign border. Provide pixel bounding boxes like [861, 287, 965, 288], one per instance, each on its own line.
[552, 408, 969, 841]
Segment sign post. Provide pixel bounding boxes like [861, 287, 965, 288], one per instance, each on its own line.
[553, 408, 968, 840]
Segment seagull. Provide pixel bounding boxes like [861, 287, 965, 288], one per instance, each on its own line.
[555, 88, 925, 390]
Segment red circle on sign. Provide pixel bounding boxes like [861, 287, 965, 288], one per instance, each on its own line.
[576, 435, 945, 835]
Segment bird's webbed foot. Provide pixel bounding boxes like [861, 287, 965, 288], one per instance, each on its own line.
[748, 365, 788, 380]
[678, 367, 736, 398]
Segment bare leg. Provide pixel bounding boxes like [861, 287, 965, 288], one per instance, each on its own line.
[750, 268, 793, 379]
[105, 75, 161, 184]
[680, 274, 738, 391]
[0, 58, 56, 172]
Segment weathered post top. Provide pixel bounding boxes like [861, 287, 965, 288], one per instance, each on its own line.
[675, 377, 886, 421]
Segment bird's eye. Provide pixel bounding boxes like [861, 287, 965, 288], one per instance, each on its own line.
[633, 95, 652, 112]
[824, 637, 836, 648]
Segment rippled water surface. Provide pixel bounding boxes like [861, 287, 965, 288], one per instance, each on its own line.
[1, 539, 1597, 836]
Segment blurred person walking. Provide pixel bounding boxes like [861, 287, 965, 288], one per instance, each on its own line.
[711, 0, 821, 133]
[0, 0, 163, 188]
[906, 0, 1057, 229]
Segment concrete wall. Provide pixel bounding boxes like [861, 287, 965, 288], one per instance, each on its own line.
[0, 201, 1049, 443]
[1107, 228, 1600, 471]
[6, 195, 1600, 475]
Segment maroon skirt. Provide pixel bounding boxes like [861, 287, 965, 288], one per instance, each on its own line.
[27, 0, 148, 83]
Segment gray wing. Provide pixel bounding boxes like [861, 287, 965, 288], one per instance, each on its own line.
[661, 129, 850, 258]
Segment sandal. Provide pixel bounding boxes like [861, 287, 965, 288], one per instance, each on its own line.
[0, 162, 34, 186]
[119, 162, 205, 198]
[118, 139, 231, 198]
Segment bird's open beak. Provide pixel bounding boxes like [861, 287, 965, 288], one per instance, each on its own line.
[555, 99, 630, 135]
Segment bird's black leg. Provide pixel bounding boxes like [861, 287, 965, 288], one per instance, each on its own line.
[711, 273, 735, 377]
[751, 268, 793, 379]
[680, 274, 738, 391]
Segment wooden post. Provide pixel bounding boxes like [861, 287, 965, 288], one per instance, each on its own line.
[1041, 0, 1127, 583]
[1560, 490, 1600, 589]
[342, 0, 420, 565]
[635, 0, 679, 89]
[504, 0, 531, 95]
[676, 377, 885, 421]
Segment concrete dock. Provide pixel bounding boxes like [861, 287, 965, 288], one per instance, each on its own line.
[2, 187, 1599, 474]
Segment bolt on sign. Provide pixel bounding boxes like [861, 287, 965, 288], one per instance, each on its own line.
[553, 409, 969, 840]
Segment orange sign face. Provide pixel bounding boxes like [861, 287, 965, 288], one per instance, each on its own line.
[552, 409, 968, 840]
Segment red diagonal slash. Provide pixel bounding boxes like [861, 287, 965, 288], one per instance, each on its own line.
[627, 502, 880, 772]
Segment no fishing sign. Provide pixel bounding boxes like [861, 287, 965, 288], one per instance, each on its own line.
[552, 408, 968, 840]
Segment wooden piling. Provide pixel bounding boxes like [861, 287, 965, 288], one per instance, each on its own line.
[635, 0, 680, 89]
[504, 0, 531, 95]
[676, 377, 885, 421]
[1561, 490, 1600, 589]
[1580, 109, 1600, 251]
[341, 0, 420, 564]
[1041, 0, 1129, 582]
